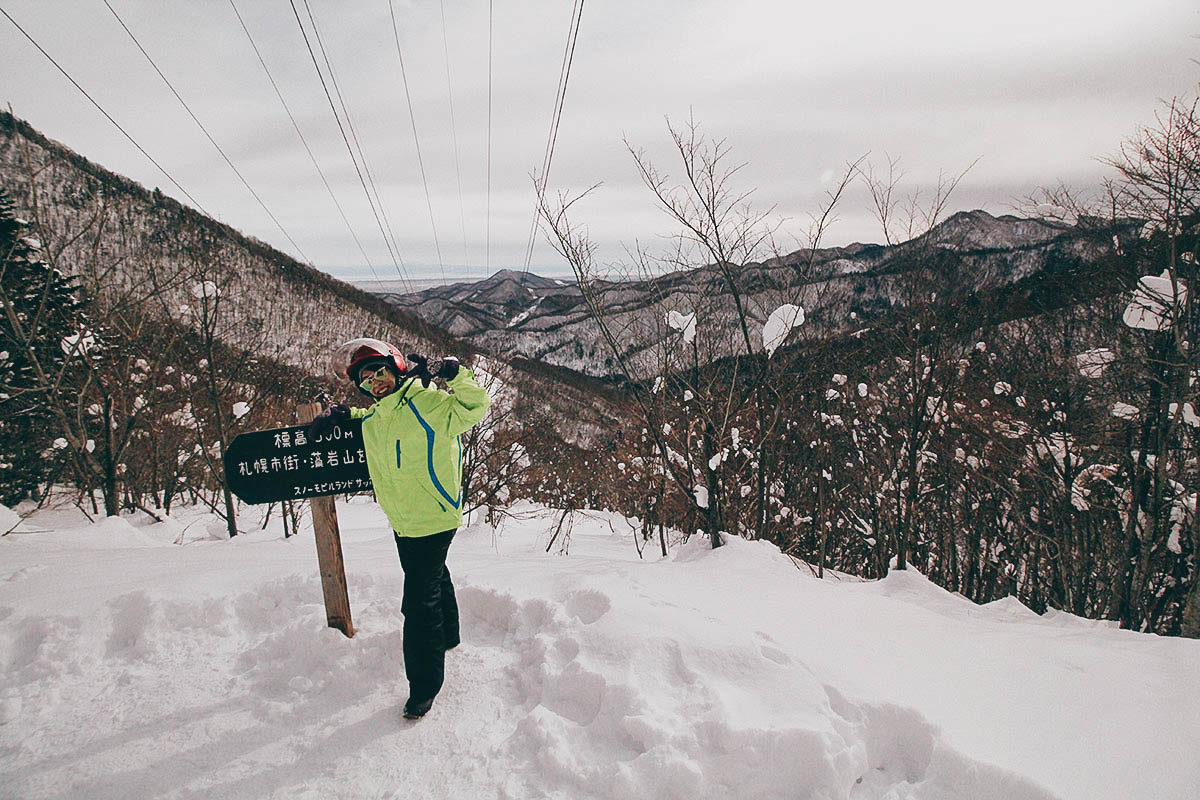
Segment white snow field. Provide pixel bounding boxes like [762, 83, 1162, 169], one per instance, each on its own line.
[2, 498, 1198, 800]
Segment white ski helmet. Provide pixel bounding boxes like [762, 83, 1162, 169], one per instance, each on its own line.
[332, 338, 409, 382]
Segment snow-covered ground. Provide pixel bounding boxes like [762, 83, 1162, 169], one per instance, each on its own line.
[2, 497, 1198, 800]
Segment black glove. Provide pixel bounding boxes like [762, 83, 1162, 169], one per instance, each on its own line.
[308, 403, 350, 439]
[436, 357, 460, 382]
[405, 353, 433, 388]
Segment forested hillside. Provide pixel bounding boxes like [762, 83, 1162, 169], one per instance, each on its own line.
[0, 112, 624, 537]
[0, 112, 452, 374]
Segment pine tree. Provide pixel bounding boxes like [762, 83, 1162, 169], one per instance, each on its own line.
[0, 187, 89, 506]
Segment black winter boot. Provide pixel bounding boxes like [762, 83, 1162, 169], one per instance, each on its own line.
[403, 696, 435, 719]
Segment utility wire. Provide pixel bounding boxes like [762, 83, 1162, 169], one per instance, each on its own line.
[545, 0, 585, 185]
[542, 0, 585, 182]
[101, 0, 313, 265]
[439, 0, 470, 271]
[0, 7, 208, 214]
[288, 0, 413, 294]
[301, 0, 408, 282]
[227, 0, 385, 291]
[388, 0, 447, 287]
[522, 0, 586, 271]
[486, 0, 493, 274]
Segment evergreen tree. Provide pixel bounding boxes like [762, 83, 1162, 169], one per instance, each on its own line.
[0, 187, 89, 506]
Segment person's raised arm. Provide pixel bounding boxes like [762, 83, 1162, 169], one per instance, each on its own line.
[429, 359, 491, 437]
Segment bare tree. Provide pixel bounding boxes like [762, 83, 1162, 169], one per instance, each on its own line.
[1103, 94, 1200, 635]
[856, 156, 976, 570]
[539, 119, 856, 548]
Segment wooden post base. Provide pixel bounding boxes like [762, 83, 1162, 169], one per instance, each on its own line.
[297, 403, 355, 638]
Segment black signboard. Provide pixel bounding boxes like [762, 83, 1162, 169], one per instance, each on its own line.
[223, 419, 372, 505]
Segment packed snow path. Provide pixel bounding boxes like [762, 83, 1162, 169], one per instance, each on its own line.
[2, 499, 1198, 799]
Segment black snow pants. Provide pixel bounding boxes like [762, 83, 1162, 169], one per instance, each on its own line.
[394, 528, 460, 702]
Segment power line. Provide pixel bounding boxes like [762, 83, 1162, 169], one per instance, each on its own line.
[522, 0, 586, 271]
[301, 1, 406, 270]
[542, 0, 586, 183]
[486, 0, 494, 274]
[101, 0, 313, 266]
[226, 0, 386, 292]
[287, 0, 413, 293]
[300, 0, 407, 279]
[439, 0, 470, 271]
[0, 6, 208, 214]
[388, 0, 447, 287]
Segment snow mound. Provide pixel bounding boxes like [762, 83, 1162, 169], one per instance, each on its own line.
[669, 530, 790, 567]
[459, 579, 1057, 800]
[89, 515, 172, 547]
[982, 595, 1041, 621]
[13, 514, 175, 549]
[0, 502, 19, 533]
[866, 565, 974, 615]
[1039, 608, 1121, 630]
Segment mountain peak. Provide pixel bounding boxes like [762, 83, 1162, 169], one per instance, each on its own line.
[925, 209, 1065, 250]
[486, 268, 527, 281]
[476, 268, 568, 292]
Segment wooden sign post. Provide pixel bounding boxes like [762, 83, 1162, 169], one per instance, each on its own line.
[222, 418, 371, 505]
[294, 402, 355, 638]
[222, 406, 371, 638]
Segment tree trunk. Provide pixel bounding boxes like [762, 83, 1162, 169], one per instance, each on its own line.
[102, 463, 119, 517]
[896, 494, 912, 572]
[220, 481, 238, 539]
[1180, 566, 1200, 638]
[100, 397, 119, 517]
[1179, 516, 1200, 638]
[703, 422, 722, 549]
[817, 479, 827, 578]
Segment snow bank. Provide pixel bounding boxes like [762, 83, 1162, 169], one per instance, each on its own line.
[1, 503, 1198, 799]
[5, 514, 173, 551]
[0, 503, 18, 534]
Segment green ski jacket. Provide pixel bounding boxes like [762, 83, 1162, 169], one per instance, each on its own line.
[351, 367, 490, 537]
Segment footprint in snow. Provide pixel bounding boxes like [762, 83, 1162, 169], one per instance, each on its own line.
[563, 589, 611, 624]
[754, 630, 792, 665]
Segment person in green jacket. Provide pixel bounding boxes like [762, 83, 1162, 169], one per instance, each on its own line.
[311, 338, 491, 720]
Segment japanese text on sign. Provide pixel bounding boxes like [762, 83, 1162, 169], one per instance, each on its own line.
[223, 419, 373, 505]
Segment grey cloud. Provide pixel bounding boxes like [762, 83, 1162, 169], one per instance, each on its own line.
[2, 0, 1196, 275]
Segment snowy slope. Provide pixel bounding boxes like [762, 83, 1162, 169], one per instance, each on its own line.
[1, 499, 1198, 800]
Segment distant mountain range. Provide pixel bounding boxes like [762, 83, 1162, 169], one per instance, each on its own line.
[376, 210, 1131, 377]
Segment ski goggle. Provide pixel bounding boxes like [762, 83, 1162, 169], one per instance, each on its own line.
[358, 365, 391, 391]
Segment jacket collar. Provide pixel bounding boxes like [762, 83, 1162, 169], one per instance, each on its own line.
[373, 374, 424, 410]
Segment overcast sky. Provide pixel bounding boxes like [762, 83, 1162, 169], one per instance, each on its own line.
[2, 1, 1198, 286]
